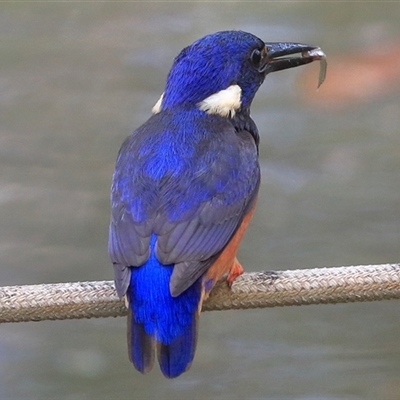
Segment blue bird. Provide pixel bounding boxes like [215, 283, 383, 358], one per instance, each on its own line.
[108, 30, 325, 378]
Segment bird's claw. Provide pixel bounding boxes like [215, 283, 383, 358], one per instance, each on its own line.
[226, 260, 245, 287]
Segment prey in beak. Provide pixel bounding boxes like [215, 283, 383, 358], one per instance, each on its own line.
[262, 42, 327, 88]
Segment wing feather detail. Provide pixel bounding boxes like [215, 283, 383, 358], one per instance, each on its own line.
[108, 111, 260, 297]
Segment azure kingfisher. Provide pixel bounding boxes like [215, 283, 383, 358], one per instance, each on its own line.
[109, 30, 325, 378]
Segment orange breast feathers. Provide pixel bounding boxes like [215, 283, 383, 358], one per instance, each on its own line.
[204, 201, 257, 291]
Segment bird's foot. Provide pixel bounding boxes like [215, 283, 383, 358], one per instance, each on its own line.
[226, 259, 244, 287]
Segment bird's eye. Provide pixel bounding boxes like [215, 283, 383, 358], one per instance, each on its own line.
[250, 48, 262, 67]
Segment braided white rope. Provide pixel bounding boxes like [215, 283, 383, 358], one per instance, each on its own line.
[1, 264, 399, 323]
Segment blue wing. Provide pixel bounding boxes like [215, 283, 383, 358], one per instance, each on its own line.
[109, 109, 260, 297]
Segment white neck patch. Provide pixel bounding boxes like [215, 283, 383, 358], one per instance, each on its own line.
[151, 84, 242, 118]
[197, 84, 242, 118]
[152, 93, 164, 114]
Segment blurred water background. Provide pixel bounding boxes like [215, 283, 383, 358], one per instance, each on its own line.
[1, 2, 400, 399]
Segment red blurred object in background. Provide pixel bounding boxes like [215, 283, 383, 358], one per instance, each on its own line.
[299, 42, 400, 109]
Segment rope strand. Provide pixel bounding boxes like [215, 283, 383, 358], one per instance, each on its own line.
[1, 264, 399, 323]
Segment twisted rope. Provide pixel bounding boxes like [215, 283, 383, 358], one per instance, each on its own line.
[1, 264, 399, 323]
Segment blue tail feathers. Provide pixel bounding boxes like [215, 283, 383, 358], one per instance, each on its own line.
[127, 236, 202, 378]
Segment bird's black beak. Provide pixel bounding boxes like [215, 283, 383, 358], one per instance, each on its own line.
[262, 42, 327, 86]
